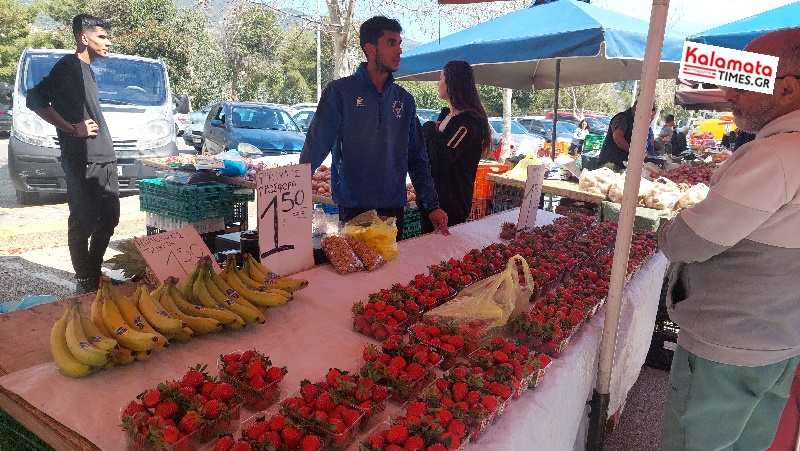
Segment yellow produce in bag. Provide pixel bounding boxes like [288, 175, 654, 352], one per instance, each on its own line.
[504, 155, 542, 180]
[344, 209, 399, 260]
[423, 255, 535, 340]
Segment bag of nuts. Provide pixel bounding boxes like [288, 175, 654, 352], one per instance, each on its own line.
[345, 235, 387, 271]
[321, 235, 364, 275]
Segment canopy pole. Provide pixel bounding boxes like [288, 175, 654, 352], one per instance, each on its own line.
[586, 1, 670, 450]
[551, 58, 561, 160]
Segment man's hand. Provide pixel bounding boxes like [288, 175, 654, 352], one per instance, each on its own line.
[428, 208, 450, 236]
[76, 119, 99, 138]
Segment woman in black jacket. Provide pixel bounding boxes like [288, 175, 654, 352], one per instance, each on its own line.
[419, 60, 492, 234]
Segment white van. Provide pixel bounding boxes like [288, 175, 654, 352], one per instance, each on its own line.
[8, 48, 179, 204]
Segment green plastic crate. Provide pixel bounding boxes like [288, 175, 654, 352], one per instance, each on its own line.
[0, 409, 53, 451]
[139, 179, 236, 223]
[583, 133, 606, 152]
[402, 208, 422, 240]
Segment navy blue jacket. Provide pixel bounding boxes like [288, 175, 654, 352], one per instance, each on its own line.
[299, 63, 440, 211]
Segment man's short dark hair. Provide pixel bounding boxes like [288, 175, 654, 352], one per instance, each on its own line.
[359, 16, 402, 57]
[72, 14, 111, 37]
[665, 114, 675, 123]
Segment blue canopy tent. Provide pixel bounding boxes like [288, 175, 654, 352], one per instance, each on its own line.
[395, 0, 686, 90]
[687, 1, 800, 51]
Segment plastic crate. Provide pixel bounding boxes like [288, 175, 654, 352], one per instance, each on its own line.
[542, 141, 569, 155]
[224, 202, 248, 231]
[583, 133, 605, 152]
[473, 163, 508, 199]
[554, 205, 596, 218]
[139, 179, 235, 223]
[145, 212, 225, 234]
[402, 208, 422, 240]
[491, 183, 524, 211]
[468, 198, 491, 222]
[0, 409, 53, 451]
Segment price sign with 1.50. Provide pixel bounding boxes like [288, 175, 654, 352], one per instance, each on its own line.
[133, 226, 220, 285]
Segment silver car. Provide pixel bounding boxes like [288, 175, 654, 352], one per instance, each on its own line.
[488, 118, 545, 156]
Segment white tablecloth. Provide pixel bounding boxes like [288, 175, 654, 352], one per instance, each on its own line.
[0, 209, 668, 451]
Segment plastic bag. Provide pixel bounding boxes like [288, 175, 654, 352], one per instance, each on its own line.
[344, 210, 398, 260]
[218, 150, 249, 176]
[673, 183, 709, 211]
[423, 255, 534, 339]
[321, 235, 364, 275]
[578, 167, 621, 196]
[504, 155, 542, 180]
[344, 235, 386, 271]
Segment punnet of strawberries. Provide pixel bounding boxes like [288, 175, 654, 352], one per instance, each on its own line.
[360, 335, 442, 402]
[121, 365, 240, 450]
[210, 412, 324, 451]
[218, 349, 287, 411]
[467, 336, 552, 399]
[320, 367, 389, 420]
[408, 322, 466, 369]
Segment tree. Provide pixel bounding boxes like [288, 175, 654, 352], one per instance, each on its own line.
[326, 0, 356, 79]
[0, 0, 34, 82]
[396, 80, 445, 110]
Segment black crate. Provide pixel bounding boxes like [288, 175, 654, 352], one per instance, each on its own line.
[225, 201, 248, 230]
[492, 183, 524, 210]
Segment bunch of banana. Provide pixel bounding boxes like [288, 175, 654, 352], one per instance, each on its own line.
[243, 253, 309, 294]
[50, 302, 118, 377]
[219, 256, 292, 308]
[94, 277, 161, 353]
[132, 285, 195, 343]
[196, 261, 265, 324]
[151, 278, 224, 335]
[180, 260, 247, 329]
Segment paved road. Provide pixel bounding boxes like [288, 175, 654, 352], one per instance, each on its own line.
[0, 136, 196, 303]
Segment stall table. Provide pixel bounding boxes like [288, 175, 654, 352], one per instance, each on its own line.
[0, 210, 667, 451]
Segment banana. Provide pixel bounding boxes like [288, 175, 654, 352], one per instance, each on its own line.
[220, 264, 289, 308]
[247, 255, 309, 293]
[65, 306, 110, 367]
[135, 350, 152, 361]
[50, 306, 92, 378]
[181, 266, 202, 303]
[158, 282, 223, 334]
[168, 327, 195, 343]
[171, 280, 242, 326]
[91, 290, 113, 338]
[110, 284, 168, 350]
[202, 267, 264, 324]
[79, 301, 119, 352]
[100, 284, 160, 352]
[226, 259, 269, 291]
[114, 346, 136, 365]
[136, 285, 185, 335]
[192, 271, 247, 329]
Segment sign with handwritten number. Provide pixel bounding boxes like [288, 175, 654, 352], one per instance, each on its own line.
[517, 164, 547, 231]
[256, 163, 314, 275]
[134, 226, 220, 285]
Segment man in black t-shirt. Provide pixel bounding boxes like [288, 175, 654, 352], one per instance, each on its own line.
[27, 14, 119, 294]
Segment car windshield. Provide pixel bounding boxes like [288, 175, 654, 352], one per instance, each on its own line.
[230, 106, 299, 132]
[22, 53, 168, 106]
[489, 120, 529, 134]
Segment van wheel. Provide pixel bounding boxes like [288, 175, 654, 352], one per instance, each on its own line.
[16, 190, 40, 206]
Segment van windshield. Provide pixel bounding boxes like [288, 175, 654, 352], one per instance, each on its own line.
[22, 53, 167, 107]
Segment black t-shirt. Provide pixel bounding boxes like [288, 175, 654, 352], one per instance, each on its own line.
[27, 53, 114, 165]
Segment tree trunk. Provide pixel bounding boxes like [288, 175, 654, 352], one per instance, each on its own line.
[327, 0, 357, 79]
[498, 88, 513, 163]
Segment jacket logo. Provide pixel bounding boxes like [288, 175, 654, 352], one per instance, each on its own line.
[356, 97, 364, 107]
[392, 101, 403, 118]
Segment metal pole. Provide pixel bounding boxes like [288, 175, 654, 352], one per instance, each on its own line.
[551, 58, 560, 160]
[316, 0, 322, 101]
[586, 1, 670, 450]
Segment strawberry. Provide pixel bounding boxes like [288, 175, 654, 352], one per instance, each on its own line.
[265, 431, 282, 448]
[447, 419, 467, 438]
[241, 349, 256, 361]
[154, 401, 179, 419]
[406, 401, 427, 418]
[365, 432, 385, 449]
[201, 381, 217, 398]
[266, 366, 286, 383]
[213, 435, 235, 451]
[211, 383, 236, 403]
[222, 353, 240, 364]
[371, 385, 389, 403]
[141, 389, 161, 408]
[405, 363, 425, 380]
[434, 409, 452, 428]
[403, 436, 425, 451]
[268, 414, 286, 431]
[182, 369, 206, 388]
[300, 381, 319, 403]
[491, 351, 509, 364]
[481, 395, 499, 412]
[342, 409, 361, 428]
[465, 390, 481, 405]
[315, 392, 335, 412]
[230, 441, 253, 451]
[178, 411, 201, 433]
[123, 400, 146, 417]
[452, 382, 468, 402]
[161, 424, 180, 443]
[245, 420, 270, 441]
[282, 425, 304, 449]
[387, 424, 409, 445]
[389, 356, 407, 370]
[426, 444, 447, 451]
[300, 434, 322, 451]
[203, 399, 222, 420]
[326, 368, 343, 387]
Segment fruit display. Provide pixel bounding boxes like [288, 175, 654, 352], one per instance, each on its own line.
[360, 335, 442, 402]
[219, 350, 287, 411]
[467, 337, 552, 398]
[312, 166, 417, 203]
[651, 164, 714, 187]
[213, 413, 324, 451]
[408, 323, 466, 369]
[121, 365, 240, 450]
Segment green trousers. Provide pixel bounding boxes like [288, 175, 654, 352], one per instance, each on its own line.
[661, 345, 800, 451]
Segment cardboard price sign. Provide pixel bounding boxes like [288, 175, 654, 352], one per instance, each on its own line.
[256, 163, 314, 275]
[134, 226, 220, 285]
[517, 164, 547, 231]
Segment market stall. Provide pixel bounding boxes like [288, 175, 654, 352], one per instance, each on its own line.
[0, 209, 667, 451]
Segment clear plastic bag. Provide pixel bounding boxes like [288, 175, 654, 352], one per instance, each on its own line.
[344, 210, 399, 260]
[321, 235, 364, 275]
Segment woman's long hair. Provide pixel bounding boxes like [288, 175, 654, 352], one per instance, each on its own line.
[578, 119, 589, 130]
[442, 60, 492, 155]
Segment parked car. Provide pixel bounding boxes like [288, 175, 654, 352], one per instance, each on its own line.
[0, 104, 11, 136]
[174, 112, 191, 136]
[291, 102, 318, 110]
[202, 102, 306, 156]
[182, 122, 204, 151]
[488, 118, 545, 156]
[558, 115, 606, 134]
[514, 116, 572, 142]
[416, 108, 441, 124]
[292, 107, 316, 133]
[189, 103, 218, 124]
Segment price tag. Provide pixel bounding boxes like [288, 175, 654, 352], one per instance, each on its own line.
[517, 164, 547, 231]
[256, 163, 314, 275]
[134, 226, 220, 285]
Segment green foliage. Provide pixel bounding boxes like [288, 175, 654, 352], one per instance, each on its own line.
[396, 81, 446, 110]
[31, 0, 91, 24]
[0, 0, 33, 83]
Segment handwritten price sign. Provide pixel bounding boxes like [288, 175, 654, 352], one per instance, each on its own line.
[134, 226, 220, 285]
[256, 163, 314, 275]
[517, 164, 547, 231]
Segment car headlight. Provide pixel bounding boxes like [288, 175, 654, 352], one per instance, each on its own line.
[237, 142, 262, 157]
[12, 110, 57, 147]
[139, 119, 173, 150]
